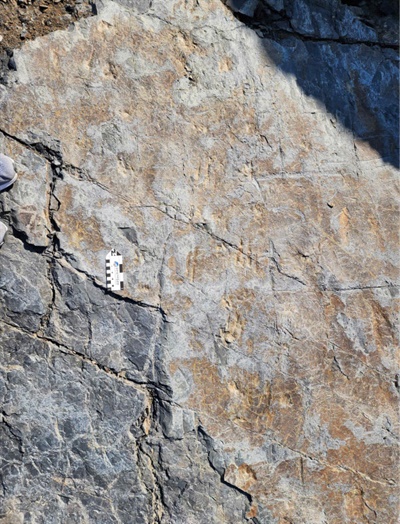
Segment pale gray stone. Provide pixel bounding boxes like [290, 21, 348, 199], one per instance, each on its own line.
[0, 0, 398, 522]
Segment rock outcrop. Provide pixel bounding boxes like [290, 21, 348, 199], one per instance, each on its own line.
[0, 1, 398, 522]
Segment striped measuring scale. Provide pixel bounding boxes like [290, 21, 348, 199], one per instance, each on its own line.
[105, 249, 124, 291]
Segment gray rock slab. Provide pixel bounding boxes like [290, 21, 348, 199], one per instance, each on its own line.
[0, 0, 398, 522]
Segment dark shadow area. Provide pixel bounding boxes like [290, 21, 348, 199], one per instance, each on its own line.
[226, 0, 399, 168]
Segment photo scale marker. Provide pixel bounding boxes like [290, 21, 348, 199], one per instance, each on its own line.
[105, 249, 124, 291]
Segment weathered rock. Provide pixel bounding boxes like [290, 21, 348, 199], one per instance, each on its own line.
[0, 0, 398, 522]
[0, 236, 52, 332]
[225, 0, 399, 47]
[0, 327, 151, 523]
[0, 133, 51, 247]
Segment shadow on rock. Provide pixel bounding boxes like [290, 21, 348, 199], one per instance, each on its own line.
[226, 0, 399, 168]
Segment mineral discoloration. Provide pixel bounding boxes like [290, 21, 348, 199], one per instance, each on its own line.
[0, 0, 398, 522]
[0, 0, 94, 51]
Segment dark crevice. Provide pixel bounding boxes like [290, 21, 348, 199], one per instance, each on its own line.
[328, 284, 399, 291]
[332, 356, 350, 379]
[2, 219, 47, 254]
[137, 438, 165, 523]
[197, 425, 258, 521]
[193, 222, 259, 265]
[225, 0, 399, 47]
[234, 11, 398, 49]
[61, 252, 169, 321]
[0, 127, 169, 321]
[3, 319, 175, 405]
[223, 0, 399, 168]
[269, 240, 306, 287]
[0, 129, 173, 459]
[0, 128, 62, 165]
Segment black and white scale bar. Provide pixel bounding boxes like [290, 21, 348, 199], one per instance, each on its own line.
[105, 249, 124, 291]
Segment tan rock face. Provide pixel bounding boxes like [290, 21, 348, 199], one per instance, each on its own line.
[0, 0, 93, 52]
[0, 0, 398, 522]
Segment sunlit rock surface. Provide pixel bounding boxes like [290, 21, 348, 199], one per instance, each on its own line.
[0, 0, 398, 522]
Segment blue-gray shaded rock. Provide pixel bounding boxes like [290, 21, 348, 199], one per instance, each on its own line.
[0, 0, 398, 522]
[0, 237, 52, 332]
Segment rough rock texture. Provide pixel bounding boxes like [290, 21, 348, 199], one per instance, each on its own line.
[0, 0, 94, 49]
[0, 0, 398, 522]
[225, 0, 399, 167]
[0, 0, 95, 84]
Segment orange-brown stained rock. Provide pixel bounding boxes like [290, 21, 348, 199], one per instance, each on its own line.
[182, 359, 272, 444]
[0, 0, 94, 52]
[1, 1, 398, 521]
[246, 504, 258, 519]
[224, 463, 258, 491]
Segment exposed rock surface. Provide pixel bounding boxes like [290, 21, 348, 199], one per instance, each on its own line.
[0, 0, 94, 50]
[0, 0, 398, 522]
[0, 0, 95, 84]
